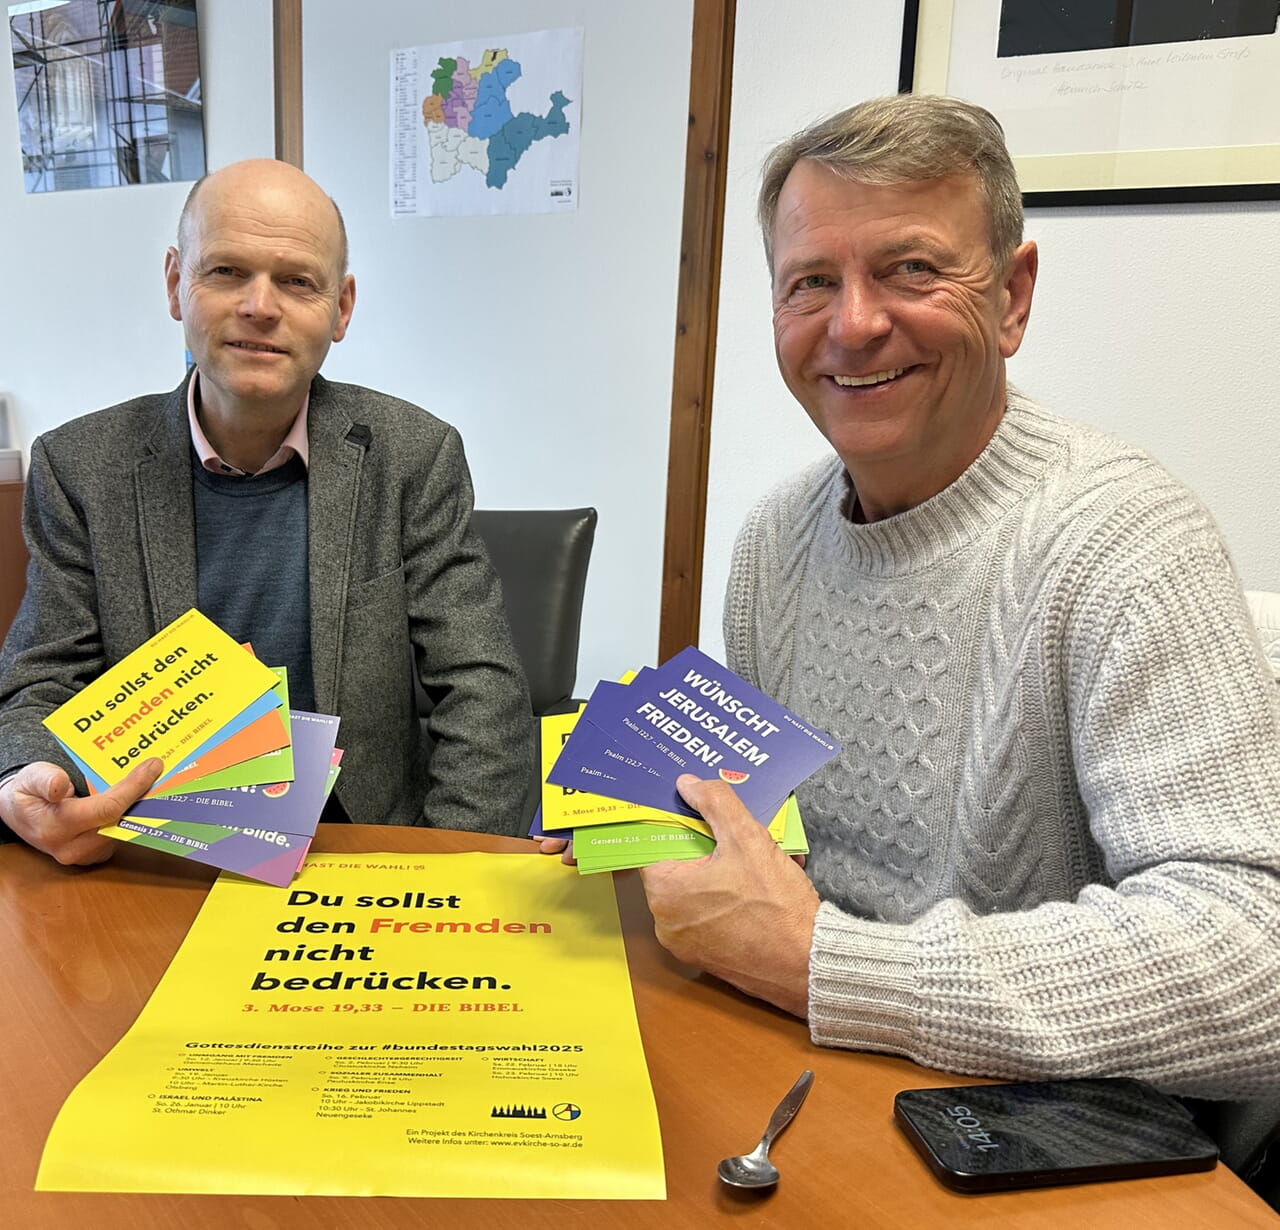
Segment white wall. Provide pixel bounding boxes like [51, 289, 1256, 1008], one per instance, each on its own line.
[7, 2, 1277, 688]
[699, 0, 1280, 663]
[300, 1, 694, 693]
[0, 2, 276, 451]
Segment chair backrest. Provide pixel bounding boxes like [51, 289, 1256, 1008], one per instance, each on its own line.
[471, 507, 597, 716]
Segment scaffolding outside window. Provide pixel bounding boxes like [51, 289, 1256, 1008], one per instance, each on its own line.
[8, 0, 205, 193]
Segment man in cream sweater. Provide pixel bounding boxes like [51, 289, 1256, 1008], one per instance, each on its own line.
[635, 95, 1280, 1104]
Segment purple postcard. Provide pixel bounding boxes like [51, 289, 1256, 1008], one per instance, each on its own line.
[547, 703, 700, 819]
[549, 648, 839, 823]
[113, 817, 311, 889]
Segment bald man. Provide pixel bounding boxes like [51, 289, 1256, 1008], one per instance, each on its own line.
[0, 159, 534, 861]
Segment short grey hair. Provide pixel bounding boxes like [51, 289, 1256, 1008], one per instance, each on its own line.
[758, 94, 1023, 272]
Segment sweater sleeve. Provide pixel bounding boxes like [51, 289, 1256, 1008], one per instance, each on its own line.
[807, 521, 1280, 1099]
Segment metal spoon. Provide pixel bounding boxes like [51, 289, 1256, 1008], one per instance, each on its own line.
[717, 1069, 814, 1189]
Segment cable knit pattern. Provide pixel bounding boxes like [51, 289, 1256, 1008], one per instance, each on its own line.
[724, 392, 1280, 1098]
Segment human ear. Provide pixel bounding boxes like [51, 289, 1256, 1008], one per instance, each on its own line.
[998, 240, 1038, 358]
[332, 274, 356, 343]
[164, 247, 184, 322]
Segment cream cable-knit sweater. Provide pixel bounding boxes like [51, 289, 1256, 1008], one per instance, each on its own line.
[724, 393, 1280, 1098]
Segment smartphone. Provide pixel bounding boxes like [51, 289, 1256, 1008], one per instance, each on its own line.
[893, 1077, 1219, 1193]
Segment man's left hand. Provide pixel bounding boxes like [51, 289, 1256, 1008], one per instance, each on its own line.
[638, 774, 819, 1018]
[534, 835, 576, 865]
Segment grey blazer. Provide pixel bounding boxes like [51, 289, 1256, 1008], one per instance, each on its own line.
[0, 374, 534, 834]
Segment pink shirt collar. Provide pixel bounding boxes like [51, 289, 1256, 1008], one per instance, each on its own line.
[187, 370, 310, 477]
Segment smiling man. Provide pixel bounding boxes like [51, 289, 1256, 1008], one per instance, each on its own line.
[0, 159, 534, 862]
[634, 96, 1280, 1102]
[768, 162, 1032, 521]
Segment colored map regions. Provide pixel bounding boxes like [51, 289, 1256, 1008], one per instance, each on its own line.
[471, 55, 521, 140]
[424, 49, 572, 191]
[427, 124, 489, 184]
[427, 54, 479, 129]
[487, 91, 571, 189]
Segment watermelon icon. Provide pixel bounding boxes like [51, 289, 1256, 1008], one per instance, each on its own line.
[262, 782, 290, 798]
[719, 768, 749, 785]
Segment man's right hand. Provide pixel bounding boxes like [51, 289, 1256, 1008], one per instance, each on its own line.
[0, 758, 164, 866]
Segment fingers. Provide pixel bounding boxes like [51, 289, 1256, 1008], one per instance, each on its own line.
[3, 761, 74, 811]
[90, 757, 165, 824]
[534, 836, 577, 866]
[1, 762, 108, 865]
[674, 774, 773, 849]
[54, 760, 162, 866]
[675, 772, 751, 819]
[1, 758, 163, 867]
[637, 857, 681, 891]
[33, 762, 76, 804]
[47, 828, 118, 867]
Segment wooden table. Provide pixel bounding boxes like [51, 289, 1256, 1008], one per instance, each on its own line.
[2, 826, 1274, 1228]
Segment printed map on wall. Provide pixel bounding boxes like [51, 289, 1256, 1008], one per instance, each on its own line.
[391, 27, 583, 217]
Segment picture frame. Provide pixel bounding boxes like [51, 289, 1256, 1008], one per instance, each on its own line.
[9, 0, 206, 195]
[899, 0, 1280, 205]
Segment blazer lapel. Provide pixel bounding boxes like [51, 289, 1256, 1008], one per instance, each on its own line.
[136, 378, 198, 632]
[306, 376, 364, 714]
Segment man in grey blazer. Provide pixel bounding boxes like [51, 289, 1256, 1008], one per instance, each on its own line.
[0, 159, 534, 863]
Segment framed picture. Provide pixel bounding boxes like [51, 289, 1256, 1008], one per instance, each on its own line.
[9, 0, 206, 194]
[899, 0, 1280, 204]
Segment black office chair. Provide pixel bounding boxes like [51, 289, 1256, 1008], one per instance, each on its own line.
[414, 507, 596, 831]
[470, 507, 597, 717]
[1183, 1097, 1279, 1211]
[460, 507, 597, 833]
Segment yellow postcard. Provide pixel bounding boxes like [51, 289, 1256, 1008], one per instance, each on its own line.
[42, 608, 281, 787]
[37, 852, 664, 1200]
[541, 708, 715, 838]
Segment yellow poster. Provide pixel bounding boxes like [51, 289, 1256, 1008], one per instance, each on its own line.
[37, 852, 665, 1199]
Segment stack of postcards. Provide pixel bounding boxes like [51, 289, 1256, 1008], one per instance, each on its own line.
[42, 609, 340, 887]
[532, 646, 840, 873]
